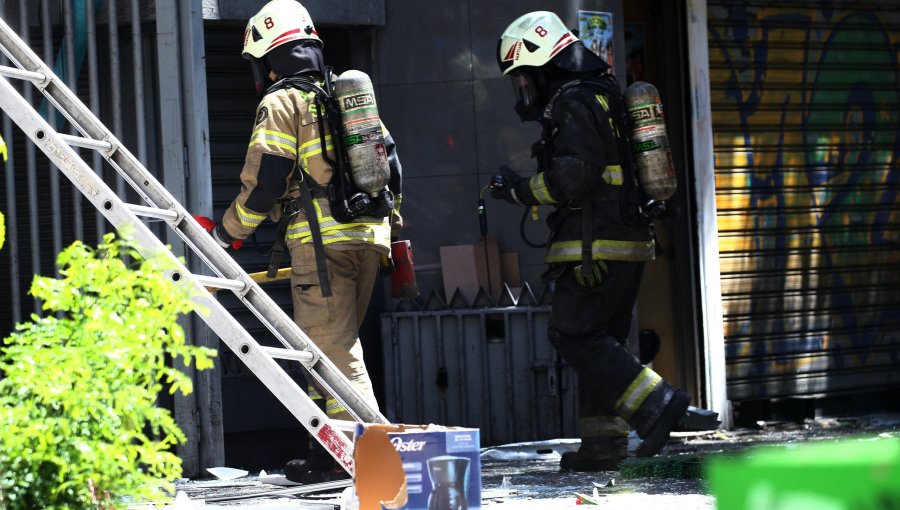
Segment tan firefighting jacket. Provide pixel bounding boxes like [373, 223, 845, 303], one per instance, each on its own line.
[221, 81, 402, 255]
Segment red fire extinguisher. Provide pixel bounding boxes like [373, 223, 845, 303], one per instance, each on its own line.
[390, 240, 420, 300]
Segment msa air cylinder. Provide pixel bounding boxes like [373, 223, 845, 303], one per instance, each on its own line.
[333, 70, 390, 196]
[623, 81, 677, 201]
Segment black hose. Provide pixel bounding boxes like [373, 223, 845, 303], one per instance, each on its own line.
[520, 206, 548, 249]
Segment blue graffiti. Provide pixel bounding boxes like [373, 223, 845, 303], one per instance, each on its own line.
[710, 6, 900, 394]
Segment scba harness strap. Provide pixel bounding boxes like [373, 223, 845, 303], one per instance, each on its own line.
[539, 75, 646, 286]
[263, 73, 337, 296]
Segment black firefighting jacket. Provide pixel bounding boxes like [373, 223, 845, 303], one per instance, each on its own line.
[510, 75, 655, 264]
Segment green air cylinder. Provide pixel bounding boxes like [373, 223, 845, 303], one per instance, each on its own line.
[333, 70, 390, 196]
[623, 81, 677, 201]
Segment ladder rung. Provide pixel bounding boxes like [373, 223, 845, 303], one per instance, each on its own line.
[125, 203, 180, 222]
[59, 133, 113, 151]
[260, 346, 315, 364]
[194, 274, 247, 292]
[329, 419, 359, 432]
[0, 14, 386, 474]
[0, 64, 46, 83]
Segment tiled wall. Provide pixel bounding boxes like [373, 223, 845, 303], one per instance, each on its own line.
[373, 0, 602, 303]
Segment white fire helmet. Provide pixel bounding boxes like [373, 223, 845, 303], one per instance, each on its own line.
[497, 11, 579, 75]
[242, 0, 321, 60]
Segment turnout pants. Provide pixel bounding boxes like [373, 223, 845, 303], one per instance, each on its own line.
[548, 260, 679, 459]
[289, 243, 382, 421]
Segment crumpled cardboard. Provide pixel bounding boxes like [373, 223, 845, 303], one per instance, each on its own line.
[354, 423, 481, 510]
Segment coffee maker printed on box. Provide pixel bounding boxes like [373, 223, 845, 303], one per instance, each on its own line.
[427, 456, 470, 510]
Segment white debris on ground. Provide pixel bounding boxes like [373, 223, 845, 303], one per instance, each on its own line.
[481, 494, 715, 510]
[479, 438, 578, 461]
[126, 413, 899, 509]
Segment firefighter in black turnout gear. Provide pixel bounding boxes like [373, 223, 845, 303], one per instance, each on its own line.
[492, 11, 690, 471]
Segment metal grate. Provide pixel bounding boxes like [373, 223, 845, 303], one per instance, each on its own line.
[381, 287, 578, 447]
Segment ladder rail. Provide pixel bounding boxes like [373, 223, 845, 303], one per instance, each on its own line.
[0, 73, 361, 474]
[0, 15, 385, 426]
[0, 15, 389, 472]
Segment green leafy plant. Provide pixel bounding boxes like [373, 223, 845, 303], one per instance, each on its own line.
[0, 233, 215, 509]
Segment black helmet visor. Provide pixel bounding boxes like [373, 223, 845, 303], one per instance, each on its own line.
[509, 71, 538, 109]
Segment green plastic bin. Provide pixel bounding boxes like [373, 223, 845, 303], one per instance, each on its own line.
[707, 436, 900, 510]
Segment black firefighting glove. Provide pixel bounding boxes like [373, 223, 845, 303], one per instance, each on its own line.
[490, 165, 526, 206]
[380, 236, 399, 277]
[573, 260, 608, 288]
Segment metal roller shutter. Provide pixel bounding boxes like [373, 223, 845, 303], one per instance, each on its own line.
[205, 23, 292, 365]
[706, 1, 900, 402]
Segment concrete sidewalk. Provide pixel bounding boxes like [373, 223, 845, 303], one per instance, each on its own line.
[158, 414, 900, 509]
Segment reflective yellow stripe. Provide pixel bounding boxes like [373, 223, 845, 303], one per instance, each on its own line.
[298, 89, 317, 102]
[325, 398, 347, 416]
[595, 94, 610, 111]
[580, 416, 629, 438]
[284, 196, 390, 246]
[308, 386, 323, 400]
[284, 199, 364, 238]
[546, 239, 655, 262]
[249, 129, 298, 155]
[298, 135, 334, 167]
[615, 367, 662, 419]
[529, 173, 556, 204]
[288, 226, 388, 245]
[288, 221, 383, 238]
[603, 165, 623, 185]
[0, 134, 7, 162]
[236, 202, 266, 228]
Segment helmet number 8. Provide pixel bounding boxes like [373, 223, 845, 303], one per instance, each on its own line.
[535, 26, 547, 37]
[264, 17, 274, 29]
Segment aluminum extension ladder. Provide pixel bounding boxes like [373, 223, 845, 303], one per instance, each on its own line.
[0, 16, 387, 476]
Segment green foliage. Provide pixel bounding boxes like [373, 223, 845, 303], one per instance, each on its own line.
[0, 234, 216, 509]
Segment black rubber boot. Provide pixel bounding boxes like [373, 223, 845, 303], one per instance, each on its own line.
[284, 458, 310, 483]
[560, 436, 627, 472]
[284, 455, 349, 484]
[285, 435, 349, 484]
[635, 389, 691, 458]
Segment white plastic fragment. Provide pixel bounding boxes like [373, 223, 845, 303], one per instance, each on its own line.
[172, 491, 206, 509]
[206, 466, 249, 480]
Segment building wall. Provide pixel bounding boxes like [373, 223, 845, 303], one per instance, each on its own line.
[371, 0, 628, 304]
[205, 0, 386, 25]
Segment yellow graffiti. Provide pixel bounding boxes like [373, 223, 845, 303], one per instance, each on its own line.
[710, 4, 900, 396]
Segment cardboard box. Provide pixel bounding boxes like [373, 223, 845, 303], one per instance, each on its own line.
[354, 424, 481, 510]
[499, 252, 520, 289]
[439, 244, 481, 304]
[440, 236, 502, 303]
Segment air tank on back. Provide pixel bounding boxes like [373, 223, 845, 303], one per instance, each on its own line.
[623, 81, 677, 201]
[333, 70, 390, 196]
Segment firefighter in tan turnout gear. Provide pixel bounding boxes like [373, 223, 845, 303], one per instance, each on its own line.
[200, 0, 403, 483]
[491, 11, 690, 471]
